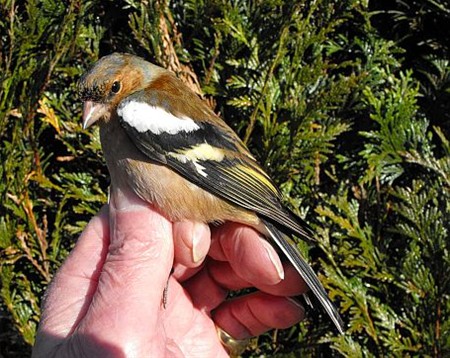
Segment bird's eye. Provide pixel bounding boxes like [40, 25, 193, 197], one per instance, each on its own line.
[111, 81, 121, 94]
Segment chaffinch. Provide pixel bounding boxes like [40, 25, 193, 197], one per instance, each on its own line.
[78, 52, 344, 333]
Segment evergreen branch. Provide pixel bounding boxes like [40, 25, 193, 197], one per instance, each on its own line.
[243, 25, 289, 144]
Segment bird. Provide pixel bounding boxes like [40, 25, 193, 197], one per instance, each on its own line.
[78, 52, 344, 334]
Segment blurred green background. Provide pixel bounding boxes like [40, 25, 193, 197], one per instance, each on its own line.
[1, 0, 449, 356]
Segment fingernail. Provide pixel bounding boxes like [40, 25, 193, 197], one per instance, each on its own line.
[192, 222, 205, 263]
[262, 240, 285, 280]
[286, 297, 305, 312]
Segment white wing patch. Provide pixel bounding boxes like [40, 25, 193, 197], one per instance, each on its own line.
[176, 143, 225, 162]
[168, 142, 225, 178]
[168, 152, 209, 177]
[118, 100, 200, 134]
[193, 161, 208, 177]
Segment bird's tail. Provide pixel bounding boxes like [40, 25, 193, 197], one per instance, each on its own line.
[261, 218, 344, 334]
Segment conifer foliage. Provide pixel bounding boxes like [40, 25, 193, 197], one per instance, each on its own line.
[1, 0, 448, 356]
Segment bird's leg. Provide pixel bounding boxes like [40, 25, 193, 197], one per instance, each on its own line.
[162, 267, 174, 308]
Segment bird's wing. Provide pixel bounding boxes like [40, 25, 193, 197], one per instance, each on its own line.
[117, 90, 345, 334]
[117, 90, 313, 241]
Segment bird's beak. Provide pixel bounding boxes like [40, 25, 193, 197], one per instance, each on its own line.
[82, 101, 108, 129]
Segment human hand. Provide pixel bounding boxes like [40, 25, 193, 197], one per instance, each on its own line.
[33, 189, 306, 357]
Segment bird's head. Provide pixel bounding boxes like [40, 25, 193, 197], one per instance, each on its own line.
[78, 52, 164, 129]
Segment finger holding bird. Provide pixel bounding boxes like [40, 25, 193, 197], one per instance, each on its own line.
[78, 52, 344, 334]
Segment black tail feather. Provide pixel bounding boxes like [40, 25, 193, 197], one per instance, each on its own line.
[261, 218, 344, 334]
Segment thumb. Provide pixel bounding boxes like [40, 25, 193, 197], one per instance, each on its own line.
[78, 187, 174, 346]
